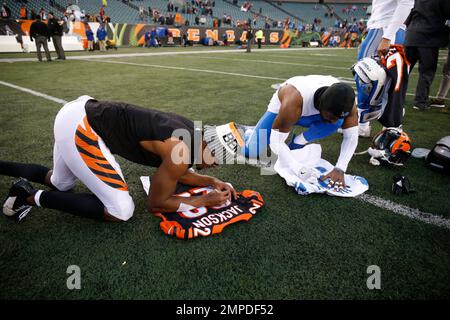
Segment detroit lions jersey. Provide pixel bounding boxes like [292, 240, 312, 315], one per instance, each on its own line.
[367, 0, 414, 41]
[268, 75, 339, 116]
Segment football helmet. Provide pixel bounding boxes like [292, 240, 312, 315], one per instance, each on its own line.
[352, 57, 388, 122]
[368, 128, 411, 166]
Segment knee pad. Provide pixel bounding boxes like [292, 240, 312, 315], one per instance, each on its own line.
[108, 197, 135, 221]
[50, 174, 76, 192]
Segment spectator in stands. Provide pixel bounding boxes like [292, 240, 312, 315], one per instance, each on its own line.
[30, 9, 37, 20]
[195, 15, 200, 25]
[97, 24, 107, 52]
[139, 6, 144, 21]
[20, 4, 27, 20]
[264, 17, 270, 30]
[39, 8, 46, 20]
[166, 14, 174, 26]
[85, 26, 94, 51]
[1, 3, 11, 19]
[30, 16, 51, 62]
[100, 5, 105, 21]
[47, 12, 65, 60]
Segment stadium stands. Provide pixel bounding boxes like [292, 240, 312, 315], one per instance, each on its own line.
[3, 1, 370, 31]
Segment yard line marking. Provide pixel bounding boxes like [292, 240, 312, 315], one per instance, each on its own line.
[357, 194, 450, 230]
[1, 80, 449, 230]
[0, 80, 68, 104]
[85, 59, 287, 81]
[0, 47, 345, 63]
[193, 56, 350, 70]
[87, 59, 450, 101]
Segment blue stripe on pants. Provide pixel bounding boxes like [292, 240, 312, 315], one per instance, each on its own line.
[358, 28, 382, 60]
[243, 111, 277, 158]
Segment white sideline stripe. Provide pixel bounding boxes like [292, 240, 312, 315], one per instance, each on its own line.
[0, 80, 68, 104]
[0, 79, 449, 231]
[87, 59, 287, 81]
[0, 47, 344, 63]
[357, 194, 450, 230]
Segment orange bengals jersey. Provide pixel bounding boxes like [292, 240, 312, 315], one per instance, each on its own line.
[379, 45, 410, 128]
[153, 185, 264, 240]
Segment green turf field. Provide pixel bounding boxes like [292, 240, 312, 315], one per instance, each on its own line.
[0, 46, 449, 299]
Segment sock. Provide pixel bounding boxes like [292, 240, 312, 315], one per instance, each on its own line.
[39, 191, 105, 220]
[0, 160, 50, 184]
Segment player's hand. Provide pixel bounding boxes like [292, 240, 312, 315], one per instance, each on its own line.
[203, 189, 230, 207]
[212, 179, 237, 200]
[321, 167, 346, 190]
[377, 38, 391, 57]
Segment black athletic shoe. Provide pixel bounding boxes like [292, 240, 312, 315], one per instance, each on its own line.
[430, 98, 446, 108]
[413, 104, 431, 111]
[3, 178, 36, 222]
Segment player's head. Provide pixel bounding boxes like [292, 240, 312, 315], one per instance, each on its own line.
[352, 57, 387, 111]
[197, 123, 244, 169]
[317, 82, 355, 123]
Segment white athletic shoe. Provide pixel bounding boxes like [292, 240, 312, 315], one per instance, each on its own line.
[358, 124, 371, 138]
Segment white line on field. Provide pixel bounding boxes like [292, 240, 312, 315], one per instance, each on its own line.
[0, 80, 68, 104]
[357, 194, 450, 230]
[192, 56, 350, 70]
[85, 59, 449, 101]
[0, 47, 345, 63]
[85, 59, 287, 81]
[0, 80, 449, 231]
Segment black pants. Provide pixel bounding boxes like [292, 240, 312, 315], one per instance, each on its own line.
[35, 36, 51, 61]
[52, 35, 65, 59]
[257, 39, 262, 49]
[405, 46, 440, 107]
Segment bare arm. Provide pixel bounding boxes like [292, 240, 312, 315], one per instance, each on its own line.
[179, 169, 237, 200]
[272, 84, 303, 133]
[144, 140, 229, 213]
[270, 85, 318, 178]
[321, 104, 359, 188]
[378, 0, 414, 56]
[341, 104, 358, 129]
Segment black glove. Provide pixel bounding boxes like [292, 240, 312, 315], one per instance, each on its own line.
[391, 174, 415, 195]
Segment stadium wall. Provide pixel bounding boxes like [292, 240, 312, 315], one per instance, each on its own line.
[274, 1, 370, 3]
[0, 20, 284, 52]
